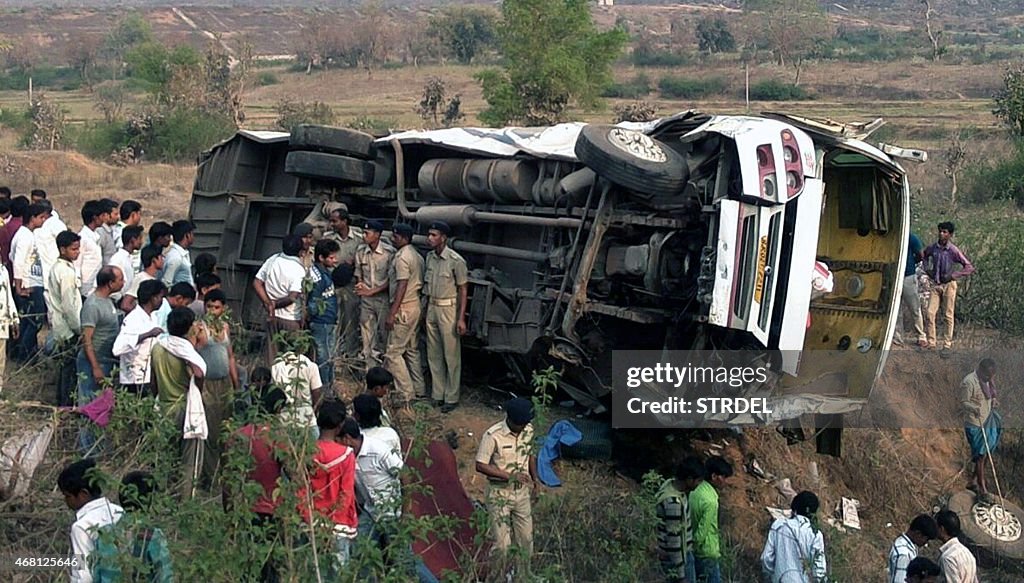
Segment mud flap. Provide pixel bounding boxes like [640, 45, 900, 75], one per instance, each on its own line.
[814, 414, 843, 457]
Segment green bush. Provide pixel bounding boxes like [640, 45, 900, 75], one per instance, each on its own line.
[256, 71, 280, 86]
[657, 76, 725, 99]
[631, 47, 691, 67]
[748, 80, 809, 101]
[345, 116, 397, 134]
[0, 66, 83, 91]
[73, 121, 132, 159]
[0, 106, 31, 135]
[602, 74, 653, 99]
[147, 108, 236, 162]
[73, 108, 235, 163]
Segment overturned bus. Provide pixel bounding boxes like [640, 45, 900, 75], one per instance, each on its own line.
[188, 110, 922, 426]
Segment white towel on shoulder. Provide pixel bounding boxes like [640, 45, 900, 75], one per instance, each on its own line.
[157, 335, 208, 440]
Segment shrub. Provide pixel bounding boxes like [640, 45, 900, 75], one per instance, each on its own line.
[657, 76, 725, 99]
[632, 47, 691, 67]
[256, 71, 279, 86]
[73, 121, 131, 159]
[613, 101, 659, 123]
[345, 116, 397, 134]
[274, 99, 335, 132]
[0, 66, 83, 91]
[748, 80, 809, 101]
[602, 74, 652, 99]
[146, 108, 236, 162]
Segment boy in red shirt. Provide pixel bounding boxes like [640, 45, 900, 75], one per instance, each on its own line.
[300, 400, 358, 573]
[224, 385, 288, 582]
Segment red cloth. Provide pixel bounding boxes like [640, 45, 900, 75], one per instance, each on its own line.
[76, 388, 115, 426]
[298, 440, 357, 534]
[236, 424, 283, 515]
[405, 439, 488, 580]
[0, 216, 22, 284]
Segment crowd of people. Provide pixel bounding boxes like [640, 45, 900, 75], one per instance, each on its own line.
[0, 187, 538, 581]
[0, 186, 996, 582]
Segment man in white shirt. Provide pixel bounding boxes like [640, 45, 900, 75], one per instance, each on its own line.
[122, 244, 164, 313]
[253, 235, 306, 363]
[33, 199, 67, 289]
[352, 393, 400, 454]
[97, 198, 120, 265]
[935, 510, 978, 583]
[10, 203, 48, 362]
[760, 490, 827, 583]
[116, 200, 143, 272]
[889, 515, 938, 583]
[75, 201, 105, 298]
[269, 333, 322, 439]
[108, 225, 143, 305]
[112, 279, 166, 395]
[47, 230, 82, 406]
[57, 458, 125, 583]
[160, 220, 194, 287]
[340, 417, 404, 524]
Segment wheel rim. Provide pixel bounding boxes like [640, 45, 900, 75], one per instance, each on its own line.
[607, 128, 668, 163]
[972, 501, 1023, 542]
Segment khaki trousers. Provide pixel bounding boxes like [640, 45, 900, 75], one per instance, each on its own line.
[383, 300, 426, 401]
[487, 485, 533, 557]
[425, 301, 460, 404]
[336, 286, 361, 358]
[359, 295, 389, 370]
[201, 377, 234, 486]
[926, 280, 958, 349]
[895, 274, 926, 344]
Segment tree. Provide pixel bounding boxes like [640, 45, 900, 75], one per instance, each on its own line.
[428, 6, 498, 65]
[27, 95, 67, 151]
[695, 16, 736, 54]
[920, 0, 944, 62]
[66, 34, 104, 90]
[477, 0, 628, 126]
[993, 64, 1024, 136]
[93, 82, 128, 123]
[105, 12, 155, 78]
[415, 77, 464, 128]
[742, 0, 830, 85]
[944, 129, 968, 207]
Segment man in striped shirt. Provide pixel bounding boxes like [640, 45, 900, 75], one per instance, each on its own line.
[656, 457, 704, 582]
[888, 514, 938, 583]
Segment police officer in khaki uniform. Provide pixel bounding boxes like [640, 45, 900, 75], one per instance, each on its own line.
[353, 220, 393, 370]
[383, 223, 426, 403]
[423, 221, 468, 413]
[475, 397, 539, 561]
[323, 205, 363, 358]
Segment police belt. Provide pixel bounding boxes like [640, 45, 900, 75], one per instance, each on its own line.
[429, 297, 456, 307]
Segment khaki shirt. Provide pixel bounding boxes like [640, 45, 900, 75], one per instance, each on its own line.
[354, 241, 393, 294]
[324, 227, 364, 266]
[390, 244, 423, 305]
[961, 371, 994, 427]
[475, 420, 534, 483]
[424, 246, 468, 300]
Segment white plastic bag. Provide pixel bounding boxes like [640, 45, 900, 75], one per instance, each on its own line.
[182, 381, 208, 440]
